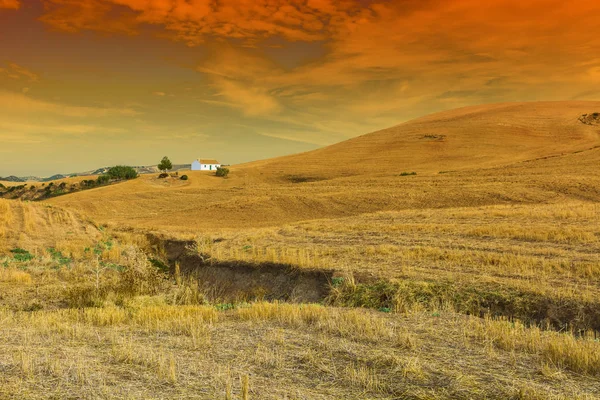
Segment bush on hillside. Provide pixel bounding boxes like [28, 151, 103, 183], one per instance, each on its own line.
[80, 179, 96, 187]
[180, 175, 188, 181]
[107, 165, 138, 180]
[216, 167, 230, 178]
[158, 173, 169, 179]
[97, 175, 110, 185]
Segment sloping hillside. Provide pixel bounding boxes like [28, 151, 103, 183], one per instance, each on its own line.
[245, 101, 600, 178]
[0, 199, 101, 254]
[47, 101, 600, 230]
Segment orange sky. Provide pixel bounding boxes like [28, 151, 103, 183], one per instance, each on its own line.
[1, 0, 600, 175]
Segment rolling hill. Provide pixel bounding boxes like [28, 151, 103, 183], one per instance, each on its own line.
[244, 101, 600, 178]
[47, 101, 600, 230]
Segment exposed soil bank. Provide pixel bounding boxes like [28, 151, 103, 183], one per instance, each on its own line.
[149, 236, 334, 303]
[149, 236, 600, 333]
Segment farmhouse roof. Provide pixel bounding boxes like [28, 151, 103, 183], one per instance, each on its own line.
[198, 159, 220, 164]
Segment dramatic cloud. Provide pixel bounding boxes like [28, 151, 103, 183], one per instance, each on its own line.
[2, 0, 600, 175]
[190, 0, 600, 128]
[40, 0, 372, 44]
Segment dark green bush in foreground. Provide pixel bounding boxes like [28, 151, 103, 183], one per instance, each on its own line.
[216, 167, 230, 177]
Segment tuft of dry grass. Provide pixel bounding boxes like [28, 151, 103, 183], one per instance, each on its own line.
[0, 267, 32, 285]
[467, 316, 600, 376]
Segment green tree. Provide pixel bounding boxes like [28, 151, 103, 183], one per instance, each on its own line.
[158, 156, 173, 173]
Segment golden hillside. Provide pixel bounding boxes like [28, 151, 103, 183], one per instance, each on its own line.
[47, 101, 600, 230]
[246, 101, 600, 177]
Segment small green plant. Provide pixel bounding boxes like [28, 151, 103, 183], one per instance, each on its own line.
[400, 172, 417, 176]
[47, 247, 72, 266]
[180, 175, 188, 181]
[331, 277, 345, 287]
[10, 248, 34, 262]
[150, 258, 170, 273]
[215, 303, 235, 311]
[216, 167, 230, 178]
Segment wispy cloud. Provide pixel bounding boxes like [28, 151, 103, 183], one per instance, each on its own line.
[0, 120, 129, 146]
[0, 63, 39, 82]
[0, 90, 139, 118]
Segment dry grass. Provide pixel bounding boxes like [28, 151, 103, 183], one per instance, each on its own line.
[179, 201, 600, 322]
[0, 267, 32, 285]
[2, 235, 599, 398]
[467, 316, 600, 376]
[0, 199, 102, 254]
[3, 102, 600, 398]
[1, 300, 599, 399]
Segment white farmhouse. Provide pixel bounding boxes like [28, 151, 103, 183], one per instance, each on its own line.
[191, 159, 221, 171]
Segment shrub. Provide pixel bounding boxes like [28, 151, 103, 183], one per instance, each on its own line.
[118, 247, 168, 297]
[158, 173, 169, 179]
[81, 180, 96, 187]
[216, 167, 230, 178]
[180, 175, 189, 181]
[96, 175, 110, 185]
[107, 165, 138, 180]
[400, 172, 417, 176]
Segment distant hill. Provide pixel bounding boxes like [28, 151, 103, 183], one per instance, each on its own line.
[1, 164, 192, 183]
[244, 101, 600, 178]
[0, 176, 25, 182]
